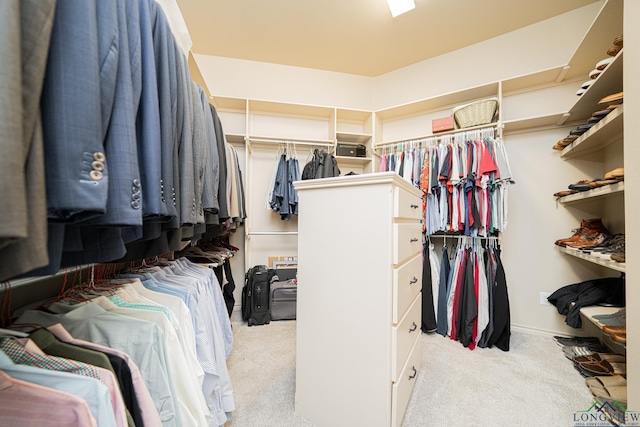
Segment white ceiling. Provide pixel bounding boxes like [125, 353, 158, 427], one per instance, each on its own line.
[177, 0, 598, 77]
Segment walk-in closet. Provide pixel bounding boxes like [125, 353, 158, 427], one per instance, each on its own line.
[0, 0, 637, 426]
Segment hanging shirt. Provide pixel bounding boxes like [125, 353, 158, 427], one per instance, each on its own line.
[0, 370, 98, 427]
[0, 350, 110, 427]
[46, 323, 163, 427]
[14, 304, 180, 427]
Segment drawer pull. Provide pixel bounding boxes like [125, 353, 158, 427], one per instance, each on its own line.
[409, 322, 417, 333]
[408, 366, 417, 380]
[410, 204, 419, 209]
[410, 238, 418, 242]
[409, 277, 418, 285]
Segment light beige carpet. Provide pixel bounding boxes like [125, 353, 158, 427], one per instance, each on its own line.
[224, 320, 593, 427]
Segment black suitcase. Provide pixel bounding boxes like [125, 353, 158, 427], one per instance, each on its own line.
[270, 279, 298, 321]
[336, 143, 366, 157]
[242, 265, 275, 326]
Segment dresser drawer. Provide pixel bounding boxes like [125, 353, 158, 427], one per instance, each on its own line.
[394, 187, 422, 220]
[392, 334, 421, 427]
[393, 223, 422, 265]
[391, 294, 421, 382]
[393, 253, 422, 324]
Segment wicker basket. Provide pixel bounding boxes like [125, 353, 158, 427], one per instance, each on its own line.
[452, 97, 499, 129]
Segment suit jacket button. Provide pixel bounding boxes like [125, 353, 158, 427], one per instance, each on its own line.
[132, 178, 140, 187]
[132, 193, 141, 202]
[131, 200, 141, 209]
[93, 152, 106, 162]
[90, 170, 103, 181]
[92, 160, 104, 171]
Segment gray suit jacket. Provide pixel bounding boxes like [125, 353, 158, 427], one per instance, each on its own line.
[199, 86, 220, 218]
[211, 105, 230, 221]
[150, 0, 179, 224]
[190, 81, 207, 226]
[176, 46, 196, 226]
[0, 0, 55, 282]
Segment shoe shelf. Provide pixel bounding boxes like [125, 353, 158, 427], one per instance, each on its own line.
[558, 246, 625, 273]
[565, 48, 623, 123]
[561, 104, 624, 160]
[579, 305, 625, 329]
[558, 181, 624, 204]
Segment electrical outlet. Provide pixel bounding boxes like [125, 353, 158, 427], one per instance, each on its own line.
[540, 292, 552, 305]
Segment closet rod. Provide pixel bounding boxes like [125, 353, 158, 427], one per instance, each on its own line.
[6, 264, 94, 289]
[428, 235, 500, 240]
[248, 137, 334, 147]
[373, 122, 499, 150]
[247, 231, 299, 236]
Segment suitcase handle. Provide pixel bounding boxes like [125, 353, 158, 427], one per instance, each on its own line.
[409, 277, 418, 285]
[408, 366, 417, 380]
[409, 322, 417, 333]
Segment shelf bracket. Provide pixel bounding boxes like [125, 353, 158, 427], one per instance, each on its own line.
[555, 65, 571, 83]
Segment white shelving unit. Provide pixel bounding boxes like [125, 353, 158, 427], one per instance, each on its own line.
[558, 181, 624, 204]
[558, 246, 625, 273]
[550, 1, 626, 338]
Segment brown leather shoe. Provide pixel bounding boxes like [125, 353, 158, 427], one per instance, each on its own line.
[611, 252, 625, 263]
[556, 218, 610, 247]
[612, 333, 627, 345]
[603, 325, 626, 335]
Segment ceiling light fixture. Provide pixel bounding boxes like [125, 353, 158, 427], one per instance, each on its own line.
[387, 0, 415, 17]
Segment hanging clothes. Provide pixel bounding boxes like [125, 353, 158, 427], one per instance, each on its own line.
[425, 238, 510, 352]
[385, 130, 512, 238]
[12, 256, 235, 427]
[421, 241, 437, 333]
[268, 147, 301, 220]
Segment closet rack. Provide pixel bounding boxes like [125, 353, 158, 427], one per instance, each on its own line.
[373, 122, 500, 152]
[247, 136, 334, 153]
[246, 231, 298, 236]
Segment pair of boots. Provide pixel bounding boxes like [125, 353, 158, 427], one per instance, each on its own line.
[555, 218, 611, 249]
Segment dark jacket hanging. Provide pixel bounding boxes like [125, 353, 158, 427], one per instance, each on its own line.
[421, 243, 437, 333]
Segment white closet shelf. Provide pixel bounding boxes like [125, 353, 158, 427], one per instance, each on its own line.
[563, 0, 623, 82]
[502, 113, 566, 134]
[558, 181, 624, 204]
[211, 96, 247, 111]
[566, 49, 623, 122]
[336, 132, 372, 144]
[248, 100, 334, 118]
[557, 246, 625, 273]
[561, 104, 623, 159]
[225, 133, 246, 144]
[335, 155, 372, 164]
[375, 83, 499, 121]
[579, 305, 625, 330]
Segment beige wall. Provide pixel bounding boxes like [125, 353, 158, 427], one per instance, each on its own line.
[195, 3, 616, 337]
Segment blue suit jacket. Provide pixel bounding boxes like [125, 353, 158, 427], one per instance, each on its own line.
[41, 0, 110, 223]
